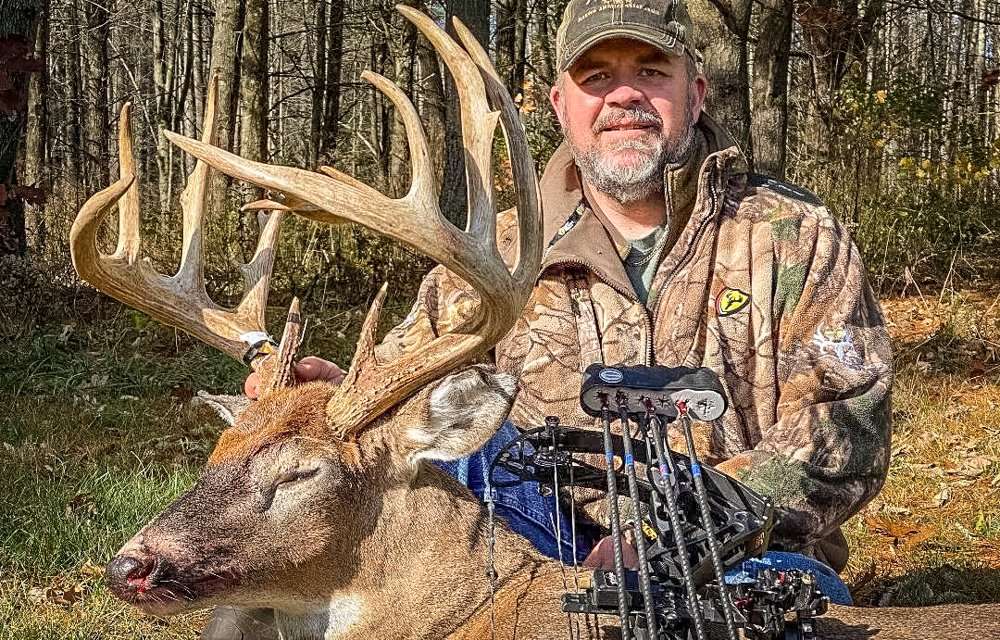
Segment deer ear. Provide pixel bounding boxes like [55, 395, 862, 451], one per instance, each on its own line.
[193, 391, 252, 426]
[404, 366, 517, 464]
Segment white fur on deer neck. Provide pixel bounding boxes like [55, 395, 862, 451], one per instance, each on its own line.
[274, 594, 364, 640]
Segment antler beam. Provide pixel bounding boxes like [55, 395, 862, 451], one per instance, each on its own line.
[159, 5, 543, 435]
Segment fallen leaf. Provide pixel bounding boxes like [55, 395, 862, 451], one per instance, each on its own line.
[79, 559, 103, 579]
[949, 455, 993, 478]
[864, 516, 935, 549]
[65, 493, 97, 519]
[932, 486, 952, 507]
[27, 577, 86, 608]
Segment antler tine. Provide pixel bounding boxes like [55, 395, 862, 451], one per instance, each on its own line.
[359, 69, 437, 212]
[71, 75, 286, 366]
[160, 135, 477, 275]
[113, 103, 140, 262]
[398, 5, 499, 247]
[450, 16, 543, 294]
[236, 210, 283, 328]
[174, 74, 220, 291]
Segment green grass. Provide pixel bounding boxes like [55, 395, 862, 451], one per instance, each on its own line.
[0, 291, 406, 638]
[3, 290, 1000, 637]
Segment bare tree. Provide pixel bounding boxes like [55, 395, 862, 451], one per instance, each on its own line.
[207, 0, 244, 216]
[751, 0, 793, 177]
[690, 0, 753, 160]
[81, 0, 111, 191]
[23, 0, 48, 252]
[0, 0, 43, 257]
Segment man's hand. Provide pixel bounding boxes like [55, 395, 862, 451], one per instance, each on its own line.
[582, 534, 640, 571]
[244, 356, 346, 399]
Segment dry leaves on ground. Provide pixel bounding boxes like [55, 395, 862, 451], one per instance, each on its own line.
[26, 560, 105, 609]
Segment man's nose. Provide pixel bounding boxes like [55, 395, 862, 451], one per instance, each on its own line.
[604, 81, 645, 108]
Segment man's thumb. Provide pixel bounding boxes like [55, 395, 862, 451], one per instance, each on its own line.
[244, 373, 261, 399]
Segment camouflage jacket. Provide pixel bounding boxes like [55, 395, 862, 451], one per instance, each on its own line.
[377, 114, 893, 569]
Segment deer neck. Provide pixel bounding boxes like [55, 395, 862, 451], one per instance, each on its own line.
[275, 463, 556, 640]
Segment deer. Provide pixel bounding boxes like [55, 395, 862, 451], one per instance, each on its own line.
[72, 6, 1000, 640]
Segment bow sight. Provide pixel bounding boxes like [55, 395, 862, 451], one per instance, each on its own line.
[490, 364, 829, 640]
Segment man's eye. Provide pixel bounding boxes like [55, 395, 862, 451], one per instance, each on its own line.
[582, 71, 608, 84]
[639, 68, 666, 78]
[274, 467, 319, 487]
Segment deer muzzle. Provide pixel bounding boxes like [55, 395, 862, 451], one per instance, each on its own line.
[106, 547, 193, 615]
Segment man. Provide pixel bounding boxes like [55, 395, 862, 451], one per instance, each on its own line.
[233, 0, 891, 631]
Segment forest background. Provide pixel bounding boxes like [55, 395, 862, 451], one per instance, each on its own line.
[2, 0, 999, 300]
[2, 0, 1000, 638]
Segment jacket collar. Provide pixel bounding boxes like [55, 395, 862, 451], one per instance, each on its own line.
[538, 112, 748, 293]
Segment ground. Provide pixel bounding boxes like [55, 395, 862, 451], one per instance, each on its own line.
[2, 290, 999, 639]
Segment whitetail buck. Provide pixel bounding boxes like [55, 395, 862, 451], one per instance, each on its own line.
[72, 6, 998, 639]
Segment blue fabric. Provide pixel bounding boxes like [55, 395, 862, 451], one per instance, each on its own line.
[435, 421, 594, 563]
[439, 422, 852, 606]
[725, 551, 853, 605]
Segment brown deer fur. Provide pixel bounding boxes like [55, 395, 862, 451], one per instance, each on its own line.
[106, 369, 1000, 640]
[84, 7, 998, 639]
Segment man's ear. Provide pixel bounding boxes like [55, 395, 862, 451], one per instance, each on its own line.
[402, 365, 517, 464]
[550, 77, 567, 129]
[193, 391, 252, 426]
[691, 74, 707, 121]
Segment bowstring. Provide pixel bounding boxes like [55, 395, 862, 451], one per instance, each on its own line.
[549, 424, 578, 640]
[484, 456, 497, 640]
[568, 452, 583, 640]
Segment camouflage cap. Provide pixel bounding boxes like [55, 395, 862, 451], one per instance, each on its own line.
[556, 0, 699, 73]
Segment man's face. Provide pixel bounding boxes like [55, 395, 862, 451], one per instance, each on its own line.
[550, 39, 707, 204]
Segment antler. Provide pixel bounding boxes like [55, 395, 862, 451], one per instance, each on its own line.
[70, 76, 285, 367]
[164, 5, 542, 436]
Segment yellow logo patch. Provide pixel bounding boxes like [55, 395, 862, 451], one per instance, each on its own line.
[717, 288, 751, 316]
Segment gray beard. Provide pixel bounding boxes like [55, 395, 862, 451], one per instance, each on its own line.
[567, 119, 696, 205]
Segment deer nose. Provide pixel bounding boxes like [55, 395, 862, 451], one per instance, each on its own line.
[106, 553, 158, 592]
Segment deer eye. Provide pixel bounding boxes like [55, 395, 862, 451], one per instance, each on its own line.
[274, 467, 320, 487]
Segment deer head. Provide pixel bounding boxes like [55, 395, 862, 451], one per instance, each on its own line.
[74, 6, 541, 620]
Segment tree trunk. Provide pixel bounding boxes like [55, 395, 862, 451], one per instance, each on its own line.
[310, 0, 328, 167]
[320, 0, 345, 164]
[207, 0, 245, 218]
[23, 0, 48, 253]
[81, 0, 110, 193]
[238, 0, 269, 164]
[387, 1, 418, 198]
[440, 0, 490, 228]
[68, 0, 84, 201]
[0, 0, 42, 258]
[496, 0, 528, 97]
[536, 0, 556, 84]
[153, 0, 174, 212]
[689, 0, 753, 161]
[750, 0, 793, 177]
[416, 0, 446, 191]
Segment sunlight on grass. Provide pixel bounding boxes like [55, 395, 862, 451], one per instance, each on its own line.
[3, 292, 1000, 636]
[1, 458, 196, 576]
[842, 292, 1000, 606]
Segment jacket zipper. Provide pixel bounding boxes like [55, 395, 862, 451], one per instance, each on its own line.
[544, 165, 724, 368]
[645, 165, 722, 364]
